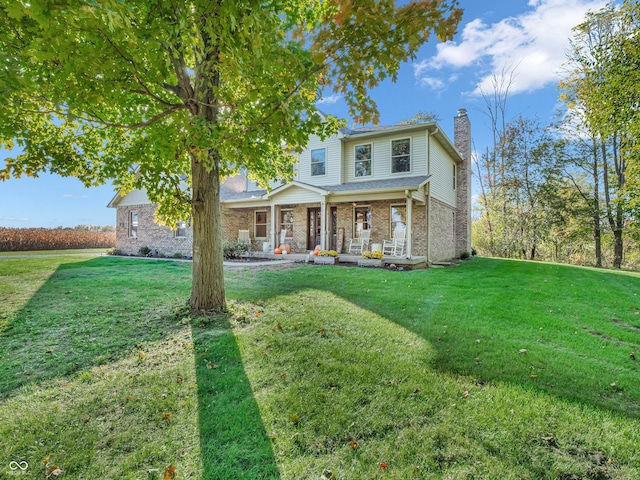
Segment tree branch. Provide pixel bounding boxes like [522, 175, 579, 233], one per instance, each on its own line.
[79, 104, 188, 129]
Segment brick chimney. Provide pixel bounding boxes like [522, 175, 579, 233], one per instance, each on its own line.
[454, 108, 472, 256]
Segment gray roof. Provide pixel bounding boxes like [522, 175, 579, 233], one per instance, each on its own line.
[221, 189, 267, 201]
[323, 175, 430, 193]
[220, 175, 430, 202]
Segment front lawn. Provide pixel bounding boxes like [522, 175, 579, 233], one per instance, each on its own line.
[0, 256, 639, 478]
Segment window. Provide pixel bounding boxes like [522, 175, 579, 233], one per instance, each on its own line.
[311, 148, 326, 176]
[353, 206, 371, 235]
[390, 205, 406, 236]
[175, 221, 187, 238]
[453, 163, 457, 190]
[355, 144, 372, 177]
[255, 211, 268, 238]
[280, 209, 294, 239]
[129, 211, 138, 238]
[391, 138, 411, 173]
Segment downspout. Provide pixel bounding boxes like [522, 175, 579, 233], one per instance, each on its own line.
[426, 128, 436, 264]
[405, 189, 412, 259]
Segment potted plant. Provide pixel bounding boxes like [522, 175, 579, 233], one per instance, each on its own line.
[313, 249, 339, 265]
[358, 250, 384, 267]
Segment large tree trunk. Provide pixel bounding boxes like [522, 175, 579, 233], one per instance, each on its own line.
[613, 202, 624, 269]
[190, 153, 226, 311]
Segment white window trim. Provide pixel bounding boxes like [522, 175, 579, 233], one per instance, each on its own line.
[175, 221, 187, 238]
[390, 204, 407, 237]
[310, 147, 327, 177]
[129, 211, 138, 238]
[390, 137, 412, 175]
[453, 163, 457, 190]
[354, 143, 373, 178]
[254, 210, 269, 239]
[353, 204, 372, 234]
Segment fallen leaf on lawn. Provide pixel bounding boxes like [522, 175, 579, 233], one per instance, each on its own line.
[277, 322, 283, 329]
[330, 386, 338, 392]
[290, 413, 300, 423]
[163, 465, 177, 479]
[530, 374, 538, 379]
[268, 431, 276, 440]
[318, 328, 325, 334]
[176, 376, 183, 383]
[280, 373, 286, 379]
[380, 463, 388, 469]
[321, 469, 335, 479]
[463, 391, 469, 397]
[43, 455, 50, 464]
[349, 439, 359, 450]
[46, 464, 63, 478]
[519, 349, 528, 354]
[138, 352, 145, 359]
[162, 412, 171, 421]
[206, 362, 219, 369]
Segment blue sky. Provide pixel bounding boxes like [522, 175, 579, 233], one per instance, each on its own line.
[0, 0, 608, 228]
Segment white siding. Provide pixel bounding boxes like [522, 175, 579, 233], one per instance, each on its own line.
[429, 138, 457, 207]
[118, 188, 151, 206]
[343, 131, 427, 183]
[271, 186, 322, 205]
[296, 133, 342, 186]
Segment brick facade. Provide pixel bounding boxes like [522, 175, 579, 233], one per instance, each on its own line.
[454, 108, 472, 256]
[115, 204, 193, 257]
[429, 198, 456, 261]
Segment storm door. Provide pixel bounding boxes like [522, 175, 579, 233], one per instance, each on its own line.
[307, 208, 321, 250]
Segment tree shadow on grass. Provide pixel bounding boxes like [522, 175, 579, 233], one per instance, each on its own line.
[0, 256, 278, 478]
[0, 257, 189, 398]
[192, 314, 279, 480]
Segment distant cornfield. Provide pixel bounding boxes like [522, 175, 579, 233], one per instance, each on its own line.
[0, 227, 115, 251]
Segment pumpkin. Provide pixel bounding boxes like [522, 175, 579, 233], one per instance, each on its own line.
[274, 248, 282, 255]
[313, 250, 319, 256]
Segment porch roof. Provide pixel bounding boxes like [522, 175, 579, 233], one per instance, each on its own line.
[323, 175, 430, 194]
[221, 175, 431, 205]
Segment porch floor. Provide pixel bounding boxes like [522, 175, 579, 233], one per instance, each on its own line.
[250, 251, 427, 269]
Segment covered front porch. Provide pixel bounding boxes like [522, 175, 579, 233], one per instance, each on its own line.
[249, 251, 428, 269]
[221, 177, 430, 259]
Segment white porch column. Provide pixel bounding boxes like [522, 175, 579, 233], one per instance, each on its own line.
[320, 197, 327, 250]
[405, 193, 413, 258]
[270, 203, 276, 252]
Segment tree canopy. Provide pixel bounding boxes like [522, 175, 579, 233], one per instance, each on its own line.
[0, 0, 462, 309]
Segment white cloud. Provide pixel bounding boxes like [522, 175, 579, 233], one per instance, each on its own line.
[317, 94, 342, 105]
[419, 76, 446, 90]
[0, 216, 29, 222]
[415, 0, 607, 95]
[63, 194, 89, 199]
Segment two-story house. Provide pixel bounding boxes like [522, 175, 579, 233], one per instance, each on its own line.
[108, 108, 472, 263]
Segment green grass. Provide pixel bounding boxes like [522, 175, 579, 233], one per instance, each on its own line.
[0, 248, 108, 256]
[0, 256, 639, 478]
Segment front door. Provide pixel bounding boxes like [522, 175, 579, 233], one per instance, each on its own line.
[308, 208, 321, 250]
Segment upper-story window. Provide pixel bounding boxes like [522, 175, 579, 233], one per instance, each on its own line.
[391, 138, 411, 174]
[355, 144, 372, 177]
[311, 148, 326, 176]
[129, 211, 138, 238]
